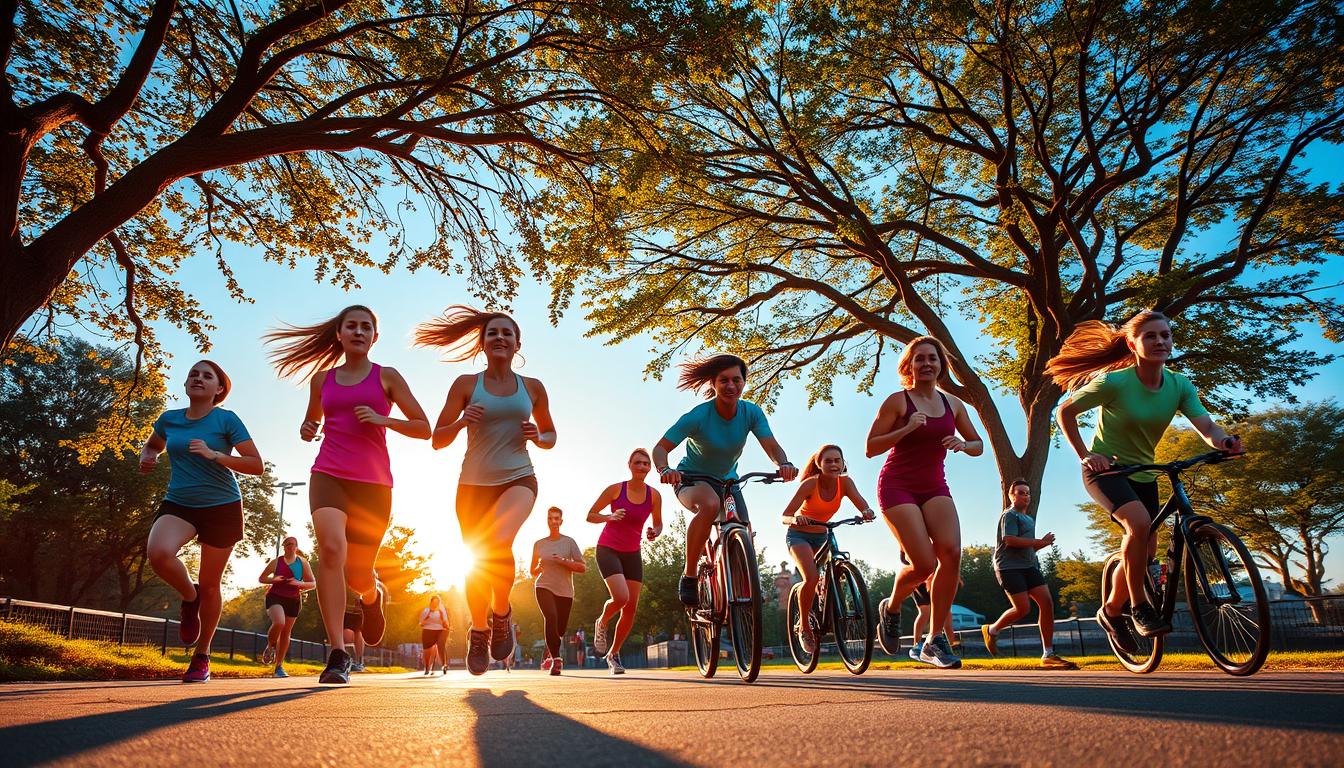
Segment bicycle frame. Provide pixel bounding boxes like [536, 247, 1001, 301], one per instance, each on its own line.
[683, 472, 779, 624]
[802, 519, 863, 631]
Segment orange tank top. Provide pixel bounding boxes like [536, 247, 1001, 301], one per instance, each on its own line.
[799, 477, 844, 523]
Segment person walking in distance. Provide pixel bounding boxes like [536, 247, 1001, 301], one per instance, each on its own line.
[419, 594, 449, 675]
[1049, 310, 1242, 650]
[139, 360, 264, 683]
[867, 336, 984, 669]
[588, 449, 664, 675]
[531, 507, 585, 675]
[417, 306, 557, 676]
[259, 536, 316, 677]
[265, 305, 431, 684]
[343, 601, 366, 672]
[980, 480, 1078, 669]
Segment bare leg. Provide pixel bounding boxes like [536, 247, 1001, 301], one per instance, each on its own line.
[921, 496, 962, 642]
[193, 543, 233, 655]
[788, 543, 820, 623]
[266, 603, 286, 654]
[277, 616, 297, 663]
[611, 581, 642, 654]
[1106, 501, 1158, 614]
[677, 485, 722, 577]
[600, 575, 630, 626]
[145, 516, 199, 601]
[881, 504, 936, 609]
[990, 591, 1030, 634]
[1028, 585, 1055, 649]
[311, 507, 350, 648]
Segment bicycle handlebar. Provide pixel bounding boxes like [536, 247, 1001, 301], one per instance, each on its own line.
[1095, 449, 1242, 478]
[677, 471, 784, 489]
[818, 516, 871, 529]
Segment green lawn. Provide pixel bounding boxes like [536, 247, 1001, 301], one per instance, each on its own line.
[0, 620, 410, 682]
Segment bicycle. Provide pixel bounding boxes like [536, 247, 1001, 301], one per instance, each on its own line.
[1096, 449, 1270, 676]
[680, 471, 781, 683]
[786, 516, 874, 675]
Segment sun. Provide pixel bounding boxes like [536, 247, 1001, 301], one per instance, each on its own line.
[426, 538, 475, 592]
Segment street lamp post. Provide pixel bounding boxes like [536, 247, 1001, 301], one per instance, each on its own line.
[274, 481, 306, 557]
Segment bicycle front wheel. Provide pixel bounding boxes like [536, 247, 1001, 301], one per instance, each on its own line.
[723, 526, 763, 682]
[1183, 522, 1271, 676]
[1100, 552, 1163, 673]
[830, 561, 873, 675]
[689, 568, 720, 678]
[786, 583, 818, 673]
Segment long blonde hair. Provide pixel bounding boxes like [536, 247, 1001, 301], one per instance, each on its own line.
[1046, 310, 1169, 392]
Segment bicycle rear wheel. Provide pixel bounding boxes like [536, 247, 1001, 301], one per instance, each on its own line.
[1183, 521, 1271, 676]
[1100, 552, 1163, 673]
[830, 561, 873, 675]
[786, 583, 819, 673]
[723, 526, 763, 682]
[689, 567, 719, 678]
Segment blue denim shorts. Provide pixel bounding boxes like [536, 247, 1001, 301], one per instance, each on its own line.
[785, 528, 828, 550]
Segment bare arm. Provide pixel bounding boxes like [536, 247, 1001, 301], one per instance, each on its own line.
[586, 484, 621, 523]
[944, 396, 985, 457]
[1189, 415, 1243, 453]
[300, 373, 325, 442]
[1057, 396, 1110, 472]
[190, 438, 264, 475]
[354, 367, 430, 439]
[649, 488, 663, 538]
[258, 558, 282, 585]
[841, 477, 875, 518]
[522, 378, 557, 449]
[780, 478, 815, 526]
[866, 393, 919, 457]
[432, 375, 476, 450]
[138, 431, 167, 474]
[653, 437, 680, 485]
[529, 541, 543, 578]
[293, 557, 317, 590]
[757, 436, 797, 480]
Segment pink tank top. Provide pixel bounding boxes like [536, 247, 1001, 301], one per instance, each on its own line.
[311, 364, 393, 486]
[877, 390, 954, 493]
[597, 482, 653, 553]
[268, 556, 302, 598]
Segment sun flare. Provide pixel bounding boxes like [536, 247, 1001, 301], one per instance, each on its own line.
[426, 540, 475, 591]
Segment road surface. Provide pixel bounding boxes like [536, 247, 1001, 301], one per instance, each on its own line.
[2, 668, 1341, 766]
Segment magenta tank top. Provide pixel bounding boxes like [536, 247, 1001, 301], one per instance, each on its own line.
[597, 482, 654, 553]
[311, 364, 393, 486]
[877, 390, 954, 492]
[268, 556, 302, 598]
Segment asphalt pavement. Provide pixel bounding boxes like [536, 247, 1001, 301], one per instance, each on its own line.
[1, 668, 1341, 766]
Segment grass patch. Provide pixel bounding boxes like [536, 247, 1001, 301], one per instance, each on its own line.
[0, 620, 410, 682]
[673, 650, 1344, 674]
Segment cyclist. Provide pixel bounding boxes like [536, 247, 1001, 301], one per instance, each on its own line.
[981, 479, 1077, 669]
[530, 506, 584, 675]
[265, 305, 432, 684]
[1049, 309, 1242, 649]
[139, 360, 263, 683]
[653, 354, 798, 607]
[867, 336, 984, 669]
[417, 306, 557, 675]
[258, 536, 315, 677]
[779, 445, 874, 653]
[588, 449, 664, 675]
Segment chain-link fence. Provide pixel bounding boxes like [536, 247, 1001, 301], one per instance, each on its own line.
[1, 596, 418, 668]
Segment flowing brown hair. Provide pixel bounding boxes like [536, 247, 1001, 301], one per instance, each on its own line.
[896, 336, 955, 389]
[195, 359, 231, 404]
[677, 354, 748, 398]
[801, 444, 845, 481]
[263, 305, 378, 380]
[413, 305, 520, 362]
[1046, 309, 1169, 392]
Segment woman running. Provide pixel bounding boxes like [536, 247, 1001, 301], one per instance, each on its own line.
[867, 336, 983, 669]
[265, 304, 431, 684]
[587, 448, 664, 675]
[530, 506, 585, 675]
[258, 536, 315, 677]
[417, 306, 557, 675]
[419, 594, 449, 675]
[778, 445, 874, 654]
[653, 354, 797, 607]
[139, 360, 263, 683]
[1049, 310, 1242, 650]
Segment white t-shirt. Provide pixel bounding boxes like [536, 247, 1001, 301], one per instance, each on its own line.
[420, 607, 446, 630]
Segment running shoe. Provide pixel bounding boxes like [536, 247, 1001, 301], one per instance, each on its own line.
[350, 661, 366, 672]
[178, 583, 202, 646]
[607, 654, 625, 675]
[593, 616, 610, 655]
[1130, 603, 1172, 637]
[273, 665, 288, 678]
[182, 653, 210, 683]
[359, 582, 387, 646]
[550, 657, 563, 676]
[678, 575, 699, 607]
[541, 656, 553, 672]
[794, 617, 818, 655]
[919, 634, 962, 669]
[1041, 653, 1078, 670]
[876, 598, 901, 655]
[319, 648, 353, 684]
[488, 608, 515, 661]
[466, 628, 491, 676]
[980, 623, 999, 657]
[1096, 608, 1140, 654]
[260, 644, 275, 665]
[909, 643, 924, 662]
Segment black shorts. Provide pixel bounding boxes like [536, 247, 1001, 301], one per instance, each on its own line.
[421, 628, 444, 649]
[265, 593, 302, 618]
[456, 476, 539, 542]
[344, 608, 363, 632]
[1083, 469, 1161, 522]
[995, 566, 1046, 596]
[911, 583, 931, 606]
[674, 479, 749, 524]
[155, 499, 244, 549]
[310, 472, 393, 546]
[595, 545, 644, 582]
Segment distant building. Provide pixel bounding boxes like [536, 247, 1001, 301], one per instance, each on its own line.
[950, 604, 985, 631]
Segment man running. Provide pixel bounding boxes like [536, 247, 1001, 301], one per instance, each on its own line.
[980, 479, 1077, 669]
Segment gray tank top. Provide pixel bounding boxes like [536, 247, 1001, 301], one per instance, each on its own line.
[460, 373, 535, 486]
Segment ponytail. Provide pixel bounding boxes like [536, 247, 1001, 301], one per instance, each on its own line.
[413, 305, 520, 362]
[1046, 309, 1169, 392]
[263, 305, 378, 380]
[801, 444, 845, 481]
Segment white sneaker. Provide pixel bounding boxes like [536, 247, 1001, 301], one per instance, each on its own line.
[607, 654, 625, 675]
[593, 617, 610, 655]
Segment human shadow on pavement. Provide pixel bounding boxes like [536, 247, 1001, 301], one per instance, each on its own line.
[467, 688, 690, 768]
[0, 686, 326, 766]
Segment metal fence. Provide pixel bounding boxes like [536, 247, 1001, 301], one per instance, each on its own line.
[1, 596, 418, 668]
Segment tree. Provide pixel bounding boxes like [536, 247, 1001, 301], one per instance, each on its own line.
[1, 0, 745, 356]
[568, 0, 1343, 509]
[1054, 551, 1104, 609]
